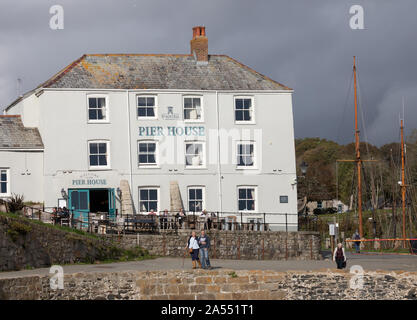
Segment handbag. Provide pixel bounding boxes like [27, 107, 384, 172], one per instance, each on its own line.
[342, 260, 347, 268]
[189, 248, 193, 253]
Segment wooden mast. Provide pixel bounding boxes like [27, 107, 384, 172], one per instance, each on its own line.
[353, 56, 363, 237]
[400, 119, 407, 243]
[390, 149, 397, 238]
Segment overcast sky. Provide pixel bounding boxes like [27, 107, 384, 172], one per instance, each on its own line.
[1, 0, 416, 146]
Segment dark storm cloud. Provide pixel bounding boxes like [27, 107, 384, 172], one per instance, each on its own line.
[1, 0, 416, 145]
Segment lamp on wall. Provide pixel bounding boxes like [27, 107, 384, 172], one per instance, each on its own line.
[117, 187, 122, 199]
[61, 188, 68, 199]
[300, 161, 308, 176]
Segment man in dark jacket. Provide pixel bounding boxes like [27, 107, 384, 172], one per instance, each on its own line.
[198, 230, 212, 269]
[353, 231, 361, 253]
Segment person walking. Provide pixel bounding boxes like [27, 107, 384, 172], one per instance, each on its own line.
[198, 230, 212, 269]
[186, 231, 202, 269]
[352, 230, 361, 253]
[333, 243, 347, 269]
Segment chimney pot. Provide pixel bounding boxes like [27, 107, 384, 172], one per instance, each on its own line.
[190, 26, 208, 63]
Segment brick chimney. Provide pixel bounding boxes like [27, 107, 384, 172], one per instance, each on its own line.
[190, 26, 208, 63]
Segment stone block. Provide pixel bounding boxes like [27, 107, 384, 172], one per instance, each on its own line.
[206, 285, 221, 293]
[195, 276, 213, 284]
[164, 285, 179, 295]
[227, 276, 250, 284]
[213, 276, 227, 284]
[248, 290, 270, 300]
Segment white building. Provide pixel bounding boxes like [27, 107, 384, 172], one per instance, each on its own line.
[1, 26, 297, 230]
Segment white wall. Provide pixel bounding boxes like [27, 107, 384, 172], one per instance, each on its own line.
[6, 88, 297, 230]
[0, 151, 44, 202]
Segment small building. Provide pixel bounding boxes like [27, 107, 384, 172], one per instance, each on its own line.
[0, 115, 44, 201]
[1, 26, 297, 230]
[305, 199, 349, 214]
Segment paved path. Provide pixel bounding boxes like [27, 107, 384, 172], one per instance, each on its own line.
[1, 253, 416, 279]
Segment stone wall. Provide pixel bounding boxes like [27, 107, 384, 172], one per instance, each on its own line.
[0, 214, 126, 271]
[108, 230, 321, 260]
[1, 269, 416, 300]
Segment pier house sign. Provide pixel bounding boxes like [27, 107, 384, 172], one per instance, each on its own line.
[72, 173, 107, 186]
[139, 126, 205, 137]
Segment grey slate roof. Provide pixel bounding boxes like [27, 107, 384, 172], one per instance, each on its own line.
[0, 116, 44, 149]
[43, 54, 291, 91]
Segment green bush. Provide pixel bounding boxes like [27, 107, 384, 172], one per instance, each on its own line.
[7, 220, 32, 241]
[7, 194, 25, 213]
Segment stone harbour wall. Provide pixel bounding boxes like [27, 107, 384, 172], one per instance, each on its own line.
[0, 214, 126, 271]
[1, 269, 416, 300]
[108, 230, 321, 260]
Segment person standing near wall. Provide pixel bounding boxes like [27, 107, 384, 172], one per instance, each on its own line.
[352, 230, 361, 253]
[186, 231, 201, 269]
[333, 243, 347, 269]
[177, 208, 185, 229]
[198, 230, 212, 269]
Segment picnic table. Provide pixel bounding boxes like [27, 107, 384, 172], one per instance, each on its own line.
[124, 214, 158, 232]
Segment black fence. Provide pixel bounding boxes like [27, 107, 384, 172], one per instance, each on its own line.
[117, 211, 299, 233]
[5, 203, 307, 234]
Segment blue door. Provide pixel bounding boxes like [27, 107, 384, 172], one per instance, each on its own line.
[108, 188, 116, 221]
[69, 189, 90, 229]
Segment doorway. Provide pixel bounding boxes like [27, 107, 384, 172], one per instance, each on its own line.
[68, 188, 116, 222]
[90, 189, 109, 213]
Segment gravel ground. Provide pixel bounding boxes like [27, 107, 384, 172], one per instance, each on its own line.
[0, 252, 416, 279]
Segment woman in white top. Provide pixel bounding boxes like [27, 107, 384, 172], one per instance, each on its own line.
[186, 231, 202, 269]
[333, 243, 347, 269]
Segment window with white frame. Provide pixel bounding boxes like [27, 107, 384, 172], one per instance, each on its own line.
[188, 186, 204, 212]
[235, 97, 254, 122]
[238, 186, 257, 211]
[138, 141, 158, 166]
[88, 96, 108, 122]
[237, 142, 255, 167]
[88, 141, 110, 169]
[0, 169, 9, 196]
[280, 195, 288, 203]
[137, 96, 157, 118]
[183, 97, 203, 121]
[185, 142, 205, 168]
[139, 187, 159, 213]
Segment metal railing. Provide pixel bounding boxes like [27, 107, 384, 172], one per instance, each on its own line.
[345, 238, 417, 255]
[3, 201, 303, 234]
[118, 210, 298, 233]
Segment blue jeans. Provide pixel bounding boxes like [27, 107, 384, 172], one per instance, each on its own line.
[190, 249, 199, 261]
[199, 248, 210, 268]
[354, 242, 360, 253]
